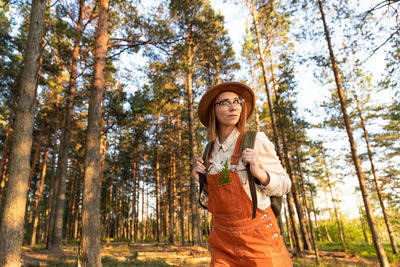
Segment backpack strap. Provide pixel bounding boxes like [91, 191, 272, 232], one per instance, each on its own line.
[240, 131, 257, 154]
[240, 131, 283, 218]
[198, 141, 214, 210]
[271, 147, 283, 217]
[241, 131, 258, 219]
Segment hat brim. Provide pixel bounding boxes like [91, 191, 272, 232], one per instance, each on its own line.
[198, 82, 255, 127]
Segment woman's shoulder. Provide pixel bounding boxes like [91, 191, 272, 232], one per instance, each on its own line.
[252, 131, 275, 150]
[254, 131, 271, 142]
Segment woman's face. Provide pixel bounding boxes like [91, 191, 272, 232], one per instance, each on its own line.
[214, 91, 243, 129]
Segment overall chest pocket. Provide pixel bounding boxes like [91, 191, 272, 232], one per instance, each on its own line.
[207, 181, 242, 217]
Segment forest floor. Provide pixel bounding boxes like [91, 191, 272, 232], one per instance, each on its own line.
[21, 242, 398, 266]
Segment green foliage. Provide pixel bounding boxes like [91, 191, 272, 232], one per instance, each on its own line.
[219, 159, 231, 184]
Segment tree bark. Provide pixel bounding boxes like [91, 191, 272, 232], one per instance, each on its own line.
[354, 94, 398, 255]
[46, 126, 60, 248]
[177, 114, 186, 245]
[30, 147, 49, 246]
[283, 201, 294, 250]
[248, 0, 282, 155]
[322, 189, 333, 243]
[0, 112, 14, 205]
[26, 122, 44, 236]
[317, 1, 390, 266]
[321, 147, 346, 247]
[141, 155, 146, 243]
[134, 154, 140, 243]
[155, 118, 161, 242]
[268, 42, 311, 251]
[356, 190, 370, 244]
[309, 189, 321, 241]
[50, 0, 85, 250]
[247, 56, 260, 131]
[286, 192, 303, 255]
[131, 159, 137, 242]
[78, 0, 108, 265]
[0, 0, 47, 265]
[280, 122, 311, 251]
[288, 109, 319, 261]
[169, 149, 176, 244]
[67, 163, 80, 240]
[185, 27, 202, 246]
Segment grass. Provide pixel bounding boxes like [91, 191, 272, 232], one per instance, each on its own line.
[21, 240, 400, 266]
[316, 240, 400, 265]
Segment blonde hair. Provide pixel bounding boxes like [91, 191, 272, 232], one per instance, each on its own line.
[206, 97, 247, 142]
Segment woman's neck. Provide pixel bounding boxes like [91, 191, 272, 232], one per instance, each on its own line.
[218, 126, 235, 144]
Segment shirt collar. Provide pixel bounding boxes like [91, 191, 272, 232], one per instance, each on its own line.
[215, 127, 240, 152]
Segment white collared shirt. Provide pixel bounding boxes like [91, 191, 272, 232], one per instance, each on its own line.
[205, 127, 292, 210]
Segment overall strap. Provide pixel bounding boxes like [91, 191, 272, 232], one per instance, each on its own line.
[199, 141, 214, 210]
[230, 133, 245, 167]
[241, 131, 258, 219]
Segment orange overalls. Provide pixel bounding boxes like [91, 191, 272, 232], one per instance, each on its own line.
[206, 133, 292, 266]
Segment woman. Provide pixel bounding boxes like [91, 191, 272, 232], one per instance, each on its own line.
[192, 82, 292, 266]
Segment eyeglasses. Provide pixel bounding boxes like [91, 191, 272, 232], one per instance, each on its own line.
[214, 98, 245, 109]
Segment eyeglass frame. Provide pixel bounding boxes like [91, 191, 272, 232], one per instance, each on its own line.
[214, 98, 245, 109]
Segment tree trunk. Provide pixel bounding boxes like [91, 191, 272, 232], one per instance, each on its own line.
[284, 201, 294, 250]
[78, 0, 108, 265]
[0, 156, 9, 220]
[280, 123, 311, 251]
[51, 0, 85, 250]
[322, 190, 333, 243]
[309, 189, 321, 241]
[177, 114, 186, 245]
[135, 154, 140, 243]
[268, 42, 311, 251]
[117, 167, 123, 239]
[26, 122, 44, 238]
[357, 190, 370, 244]
[354, 94, 398, 255]
[247, 56, 260, 131]
[287, 192, 303, 255]
[317, 1, 390, 266]
[68, 164, 80, 240]
[185, 28, 201, 246]
[0, 0, 47, 265]
[169, 150, 175, 244]
[321, 147, 346, 247]
[28, 122, 44, 194]
[288, 109, 319, 261]
[30, 147, 49, 246]
[131, 159, 137, 242]
[0, 112, 14, 205]
[46, 127, 60, 248]
[73, 166, 81, 239]
[248, 0, 281, 154]
[303, 173, 320, 263]
[141, 155, 146, 243]
[155, 118, 161, 242]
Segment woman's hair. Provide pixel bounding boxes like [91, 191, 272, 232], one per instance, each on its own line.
[206, 97, 247, 141]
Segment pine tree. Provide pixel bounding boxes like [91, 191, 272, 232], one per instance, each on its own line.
[0, 0, 47, 265]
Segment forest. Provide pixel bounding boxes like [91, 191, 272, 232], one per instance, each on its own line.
[0, 0, 399, 266]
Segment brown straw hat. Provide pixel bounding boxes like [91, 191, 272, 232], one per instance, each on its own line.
[198, 81, 255, 127]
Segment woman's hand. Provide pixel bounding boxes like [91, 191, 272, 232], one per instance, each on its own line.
[192, 157, 206, 182]
[241, 148, 270, 185]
